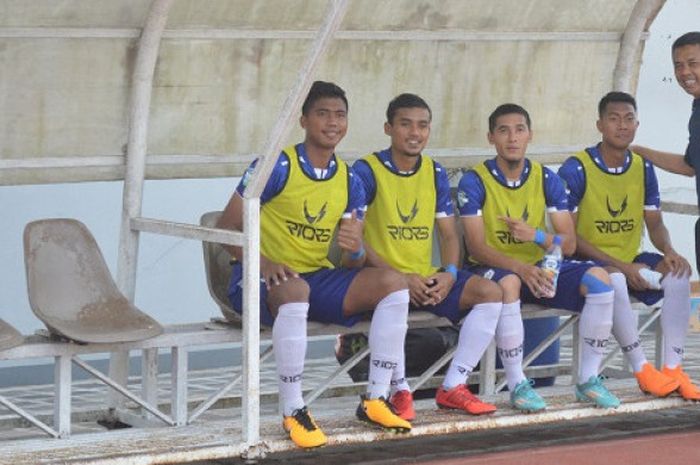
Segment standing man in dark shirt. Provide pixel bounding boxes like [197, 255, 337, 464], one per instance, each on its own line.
[633, 32, 700, 271]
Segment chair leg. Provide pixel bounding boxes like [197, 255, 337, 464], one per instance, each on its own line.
[54, 354, 72, 438]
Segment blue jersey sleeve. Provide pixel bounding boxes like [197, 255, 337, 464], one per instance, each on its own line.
[543, 167, 569, 211]
[434, 161, 454, 217]
[351, 159, 377, 206]
[235, 154, 290, 204]
[456, 170, 485, 216]
[643, 161, 661, 209]
[346, 168, 367, 219]
[557, 157, 585, 211]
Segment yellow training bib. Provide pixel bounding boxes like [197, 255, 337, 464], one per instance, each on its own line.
[471, 161, 547, 265]
[260, 145, 349, 273]
[362, 153, 438, 276]
[574, 150, 644, 263]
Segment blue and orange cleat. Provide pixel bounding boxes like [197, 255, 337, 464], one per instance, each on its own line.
[510, 379, 547, 413]
[575, 375, 620, 409]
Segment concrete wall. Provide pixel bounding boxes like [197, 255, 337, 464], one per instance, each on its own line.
[0, 0, 648, 184]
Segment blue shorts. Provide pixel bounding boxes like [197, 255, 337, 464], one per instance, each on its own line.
[227, 263, 363, 327]
[411, 269, 478, 324]
[468, 259, 600, 313]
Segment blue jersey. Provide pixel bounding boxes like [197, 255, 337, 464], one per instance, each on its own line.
[457, 158, 568, 216]
[235, 143, 366, 216]
[684, 98, 700, 206]
[558, 145, 660, 212]
[353, 148, 454, 217]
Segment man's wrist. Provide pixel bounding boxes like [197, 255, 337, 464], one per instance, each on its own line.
[439, 264, 458, 281]
[349, 246, 365, 260]
[533, 229, 547, 246]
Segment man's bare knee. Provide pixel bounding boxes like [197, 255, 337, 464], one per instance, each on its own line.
[586, 267, 610, 285]
[375, 269, 408, 295]
[267, 278, 310, 315]
[463, 276, 503, 307]
[498, 274, 521, 303]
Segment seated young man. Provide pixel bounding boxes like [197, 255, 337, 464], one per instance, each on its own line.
[355, 93, 547, 418]
[458, 103, 620, 409]
[558, 91, 699, 400]
[217, 81, 411, 449]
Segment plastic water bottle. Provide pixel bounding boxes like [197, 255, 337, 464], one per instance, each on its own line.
[540, 235, 563, 298]
[638, 268, 663, 290]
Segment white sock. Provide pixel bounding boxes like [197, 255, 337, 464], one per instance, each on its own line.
[496, 301, 526, 391]
[443, 302, 501, 390]
[390, 341, 410, 395]
[660, 274, 691, 369]
[273, 302, 309, 416]
[367, 290, 409, 399]
[609, 273, 647, 372]
[578, 291, 614, 382]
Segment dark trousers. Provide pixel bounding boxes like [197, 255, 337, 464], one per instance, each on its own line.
[696, 218, 700, 274]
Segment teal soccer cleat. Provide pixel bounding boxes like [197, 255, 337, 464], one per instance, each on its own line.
[510, 379, 547, 413]
[575, 375, 621, 408]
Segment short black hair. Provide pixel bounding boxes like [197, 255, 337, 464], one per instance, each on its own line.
[301, 81, 348, 116]
[673, 32, 700, 51]
[598, 91, 637, 118]
[386, 93, 432, 124]
[488, 103, 531, 133]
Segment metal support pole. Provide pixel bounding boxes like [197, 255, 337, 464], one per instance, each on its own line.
[171, 346, 189, 426]
[479, 341, 497, 395]
[241, 196, 261, 446]
[613, 0, 664, 92]
[54, 355, 72, 438]
[240, 0, 349, 449]
[111, 0, 174, 412]
[142, 348, 159, 419]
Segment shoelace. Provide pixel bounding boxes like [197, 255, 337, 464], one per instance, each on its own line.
[291, 407, 316, 431]
[377, 396, 400, 415]
[518, 381, 538, 399]
[453, 386, 479, 405]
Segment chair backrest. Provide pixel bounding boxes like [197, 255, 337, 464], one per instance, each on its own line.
[23, 218, 163, 343]
[200, 212, 241, 325]
[0, 319, 23, 351]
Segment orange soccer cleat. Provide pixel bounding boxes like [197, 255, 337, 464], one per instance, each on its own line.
[435, 384, 497, 415]
[389, 389, 416, 421]
[635, 363, 680, 397]
[662, 365, 700, 401]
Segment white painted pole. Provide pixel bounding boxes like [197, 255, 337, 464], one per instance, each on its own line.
[240, 0, 350, 450]
[613, 0, 665, 92]
[110, 0, 174, 413]
[244, 0, 350, 199]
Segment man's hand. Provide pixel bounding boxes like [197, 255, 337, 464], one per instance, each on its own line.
[516, 263, 554, 298]
[661, 250, 692, 278]
[337, 209, 363, 254]
[620, 262, 651, 291]
[260, 256, 299, 290]
[406, 273, 440, 306]
[499, 216, 536, 243]
[424, 271, 457, 306]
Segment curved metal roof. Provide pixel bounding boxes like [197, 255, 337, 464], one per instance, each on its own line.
[0, 0, 664, 184]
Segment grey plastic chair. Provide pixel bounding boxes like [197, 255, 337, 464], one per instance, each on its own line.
[200, 211, 241, 325]
[0, 319, 23, 350]
[23, 219, 163, 344]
